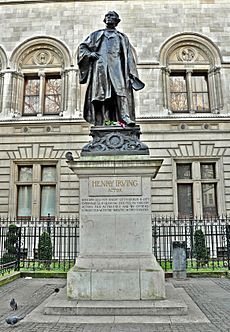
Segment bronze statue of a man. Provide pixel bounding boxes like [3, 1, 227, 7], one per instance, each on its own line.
[78, 11, 144, 127]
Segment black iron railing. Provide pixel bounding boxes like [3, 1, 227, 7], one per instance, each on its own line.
[0, 217, 79, 275]
[152, 216, 230, 271]
[0, 216, 230, 276]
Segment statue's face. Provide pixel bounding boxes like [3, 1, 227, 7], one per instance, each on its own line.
[104, 12, 119, 27]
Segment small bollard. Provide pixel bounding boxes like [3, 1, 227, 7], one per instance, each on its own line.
[173, 241, 187, 279]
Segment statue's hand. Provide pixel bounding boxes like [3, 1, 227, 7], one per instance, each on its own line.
[90, 52, 100, 60]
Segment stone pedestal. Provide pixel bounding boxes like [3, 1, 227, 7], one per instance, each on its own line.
[67, 155, 165, 301]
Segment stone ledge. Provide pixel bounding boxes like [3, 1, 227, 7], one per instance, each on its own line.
[0, 0, 75, 4]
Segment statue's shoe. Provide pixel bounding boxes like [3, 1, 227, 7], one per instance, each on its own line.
[121, 115, 135, 127]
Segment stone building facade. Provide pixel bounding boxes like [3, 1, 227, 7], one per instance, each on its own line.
[0, 0, 229, 219]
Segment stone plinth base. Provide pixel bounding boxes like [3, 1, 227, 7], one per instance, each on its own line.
[67, 256, 165, 300]
[66, 155, 165, 302]
[44, 284, 187, 316]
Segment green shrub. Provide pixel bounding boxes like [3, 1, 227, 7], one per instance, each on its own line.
[194, 228, 208, 267]
[38, 231, 52, 270]
[2, 224, 19, 264]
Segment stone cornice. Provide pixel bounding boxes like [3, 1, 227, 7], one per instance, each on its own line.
[0, 0, 76, 4]
[0, 113, 230, 124]
[0, 0, 121, 4]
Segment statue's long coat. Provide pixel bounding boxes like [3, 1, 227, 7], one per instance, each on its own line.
[78, 29, 144, 124]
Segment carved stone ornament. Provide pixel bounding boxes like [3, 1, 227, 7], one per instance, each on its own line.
[81, 126, 149, 156]
[18, 44, 63, 68]
[33, 50, 53, 65]
[177, 47, 198, 62]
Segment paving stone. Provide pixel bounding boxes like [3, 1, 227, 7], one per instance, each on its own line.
[0, 277, 229, 331]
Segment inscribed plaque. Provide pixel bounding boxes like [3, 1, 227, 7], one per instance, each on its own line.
[88, 176, 142, 196]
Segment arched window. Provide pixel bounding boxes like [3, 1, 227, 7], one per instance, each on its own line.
[160, 33, 223, 114]
[10, 37, 71, 117]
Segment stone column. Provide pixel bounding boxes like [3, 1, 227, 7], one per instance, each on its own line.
[38, 71, 45, 116]
[67, 155, 165, 301]
[186, 69, 193, 112]
[214, 66, 223, 112]
[61, 67, 78, 117]
[1, 70, 23, 117]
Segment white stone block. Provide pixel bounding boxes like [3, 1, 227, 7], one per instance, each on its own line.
[140, 269, 166, 299]
[91, 270, 140, 300]
[67, 268, 91, 300]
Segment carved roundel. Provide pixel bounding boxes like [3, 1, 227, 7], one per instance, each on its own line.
[177, 47, 198, 62]
[33, 50, 53, 65]
[105, 133, 124, 149]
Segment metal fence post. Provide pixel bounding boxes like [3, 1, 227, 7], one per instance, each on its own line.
[226, 225, 230, 270]
[16, 226, 21, 272]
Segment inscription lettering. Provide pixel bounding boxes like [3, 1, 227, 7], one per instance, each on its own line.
[81, 196, 150, 214]
[115, 179, 138, 187]
[92, 180, 114, 187]
[89, 177, 141, 196]
[91, 179, 138, 188]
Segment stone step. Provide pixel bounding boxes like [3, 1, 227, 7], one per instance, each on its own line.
[44, 287, 187, 316]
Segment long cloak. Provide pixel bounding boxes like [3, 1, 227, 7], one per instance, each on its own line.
[78, 29, 144, 124]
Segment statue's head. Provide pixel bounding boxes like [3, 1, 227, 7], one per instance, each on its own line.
[103, 11, 121, 27]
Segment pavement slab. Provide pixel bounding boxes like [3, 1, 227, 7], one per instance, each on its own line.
[0, 277, 229, 331]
